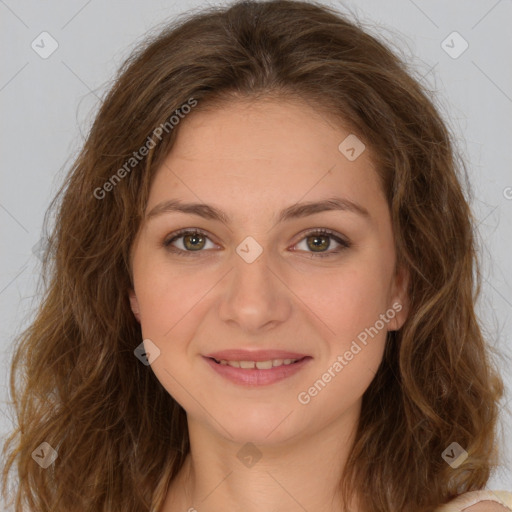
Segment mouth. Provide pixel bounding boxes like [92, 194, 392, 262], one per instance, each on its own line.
[208, 355, 309, 369]
[202, 354, 312, 386]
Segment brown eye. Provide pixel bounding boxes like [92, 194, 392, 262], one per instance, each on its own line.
[182, 232, 206, 251]
[163, 229, 216, 256]
[306, 234, 330, 252]
[293, 229, 351, 258]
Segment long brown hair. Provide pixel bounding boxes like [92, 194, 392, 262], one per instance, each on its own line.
[1, 1, 505, 511]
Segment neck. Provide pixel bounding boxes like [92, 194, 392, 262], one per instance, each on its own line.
[160, 400, 361, 512]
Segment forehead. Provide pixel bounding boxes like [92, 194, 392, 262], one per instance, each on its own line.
[167, 97, 364, 164]
[146, 97, 386, 224]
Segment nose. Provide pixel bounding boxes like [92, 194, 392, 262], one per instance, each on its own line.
[217, 246, 293, 334]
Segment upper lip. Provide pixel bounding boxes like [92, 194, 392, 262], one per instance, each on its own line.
[204, 350, 310, 362]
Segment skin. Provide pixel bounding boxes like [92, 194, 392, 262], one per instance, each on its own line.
[464, 505, 512, 512]
[129, 97, 409, 512]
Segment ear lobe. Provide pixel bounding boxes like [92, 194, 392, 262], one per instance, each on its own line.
[388, 265, 410, 332]
[129, 289, 141, 323]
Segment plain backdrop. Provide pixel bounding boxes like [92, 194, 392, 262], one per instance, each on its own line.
[1, 0, 511, 502]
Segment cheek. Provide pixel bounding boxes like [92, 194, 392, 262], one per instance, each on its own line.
[132, 263, 215, 407]
[293, 266, 391, 418]
[290, 261, 393, 344]
[132, 257, 214, 337]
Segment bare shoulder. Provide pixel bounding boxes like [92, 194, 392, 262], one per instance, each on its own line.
[462, 502, 512, 512]
[435, 491, 512, 512]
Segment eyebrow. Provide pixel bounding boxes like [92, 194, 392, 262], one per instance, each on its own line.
[146, 197, 370, 226]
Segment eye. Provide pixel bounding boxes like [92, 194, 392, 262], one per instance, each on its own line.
[292, 228, 351, 258]
[163, 229, 217, 256]
[163, 227, 350, 258]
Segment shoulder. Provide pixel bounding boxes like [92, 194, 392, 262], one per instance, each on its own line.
[434, 490, 512, 511]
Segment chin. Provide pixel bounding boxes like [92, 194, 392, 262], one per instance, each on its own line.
[213, 404, 303, 446]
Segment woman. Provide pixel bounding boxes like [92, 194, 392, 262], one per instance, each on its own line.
[2, 1, 511, 511]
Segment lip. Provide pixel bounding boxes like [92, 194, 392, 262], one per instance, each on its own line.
[203, 354, 312, 386]
[204, 349, 309, 362]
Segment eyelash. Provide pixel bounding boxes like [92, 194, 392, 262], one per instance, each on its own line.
[162, 228, 351, 258]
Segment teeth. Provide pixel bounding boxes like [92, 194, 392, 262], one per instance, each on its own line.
[215, 358, 301, 368]
[256, 360, 273, 370]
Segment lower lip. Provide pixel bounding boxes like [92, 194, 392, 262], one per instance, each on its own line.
[203, 356, 312, 386]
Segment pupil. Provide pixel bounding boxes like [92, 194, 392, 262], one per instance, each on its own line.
[309, 235, 329, 252]
[185, 234, 204, 251]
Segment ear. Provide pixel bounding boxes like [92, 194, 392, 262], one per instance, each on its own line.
[387, 264, 410, 332]
[129, 288, 141, 323]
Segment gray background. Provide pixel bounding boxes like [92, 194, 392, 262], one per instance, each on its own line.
[1, 0, 511, 501]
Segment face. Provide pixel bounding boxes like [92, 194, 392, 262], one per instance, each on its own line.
[129, 97, 408, 445]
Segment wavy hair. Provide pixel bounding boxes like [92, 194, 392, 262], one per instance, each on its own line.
[1, 1, 505, 511]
